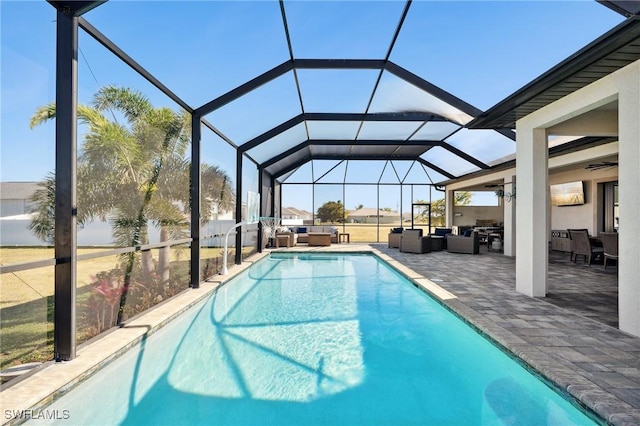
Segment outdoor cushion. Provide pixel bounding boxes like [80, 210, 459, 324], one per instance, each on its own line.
[434, 228, 452, 237]
[297, 227, 307, 233]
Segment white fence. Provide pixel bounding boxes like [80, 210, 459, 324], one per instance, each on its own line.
[0, 217, 258, 248]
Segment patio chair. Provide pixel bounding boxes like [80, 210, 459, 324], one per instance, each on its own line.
[600, 232, 618, 270]
[399, 229, 432, 254]
[388, 227, 403, 248]
[567, 228, 588, 261]
[568, 229, 603, 265]
[446, 231, 479, 254]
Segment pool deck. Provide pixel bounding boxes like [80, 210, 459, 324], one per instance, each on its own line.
[1, 242, 637, 425]
[371, 245, 639, 425]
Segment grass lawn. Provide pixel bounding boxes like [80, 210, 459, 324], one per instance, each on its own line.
[339, 224, 398, 242]
[1, 295, 54, 368]
[320, 222, 432, 242]
[0, 245, 246, 369]
[1, 248, 119, 309]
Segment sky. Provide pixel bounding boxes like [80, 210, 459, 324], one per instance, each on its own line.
[0, 0, 625, 213]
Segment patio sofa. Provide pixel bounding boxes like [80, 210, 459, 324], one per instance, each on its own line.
[446, 231, 479, 254]
[287, 225, 339, 244]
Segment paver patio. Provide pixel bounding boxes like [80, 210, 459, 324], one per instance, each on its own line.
[373, 243, 637, 425]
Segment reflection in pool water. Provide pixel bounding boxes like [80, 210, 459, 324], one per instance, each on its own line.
[33, 253, 598, 425]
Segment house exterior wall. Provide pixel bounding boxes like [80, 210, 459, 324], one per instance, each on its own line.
[549, 166, 618, 235]
[515, 59, 639, 337]
[617, 60, 640, 335]
[445, 140, 619, 259]
[446, 169, 515, 255]
[1, 200, 31, 217]
[349, 215, 399, 224]
[451, 205, 503, 227]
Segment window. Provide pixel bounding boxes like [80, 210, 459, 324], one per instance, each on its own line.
[454, 191, 499, 207]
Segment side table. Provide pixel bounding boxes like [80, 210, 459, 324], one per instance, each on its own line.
[430, 235, 444, 251]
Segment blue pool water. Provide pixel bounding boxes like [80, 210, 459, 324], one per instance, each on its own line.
[34, 253, 598, 425]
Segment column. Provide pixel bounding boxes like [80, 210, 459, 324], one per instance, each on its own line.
[503, 176, 516, 257]
[235, 151, 243, 265]
[54, 10, 78, 361]
[445, 189, 454, 228]
[190, 114, 201, 288]
[617, 66, 640, 336]
[515, 126, 548, 297]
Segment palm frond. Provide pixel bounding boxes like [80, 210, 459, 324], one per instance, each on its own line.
[92, 86, 152, 123]
[29, 103, 57, 129]
[27, 173, 56, 243]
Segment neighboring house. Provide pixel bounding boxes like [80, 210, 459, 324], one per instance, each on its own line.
[347, 207, 399, 224]
[1, 182, 47, 246]
[0, 181, 139, 246]
[281, 206, 313, 226]
[0, 182, 38, 218]
[0, 181, 238, 247]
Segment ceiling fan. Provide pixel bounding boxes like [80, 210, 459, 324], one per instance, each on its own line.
[585, 161, 618, 171]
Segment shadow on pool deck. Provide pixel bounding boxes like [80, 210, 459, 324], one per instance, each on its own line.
[370, 243, 637, 425]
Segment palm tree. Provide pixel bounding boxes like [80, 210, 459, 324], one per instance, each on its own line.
[29, 86, 235, 324]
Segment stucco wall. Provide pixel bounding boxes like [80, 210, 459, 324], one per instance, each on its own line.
[549, 166, 618, 235]
[452, 205, 504, 227]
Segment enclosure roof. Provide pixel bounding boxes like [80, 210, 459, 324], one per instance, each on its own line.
[46, 1, 629, 185]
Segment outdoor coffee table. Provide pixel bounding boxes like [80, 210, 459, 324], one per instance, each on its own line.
[308, 233, 332, 246]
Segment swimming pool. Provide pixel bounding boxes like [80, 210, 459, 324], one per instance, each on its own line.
[31, 253, 599, 425]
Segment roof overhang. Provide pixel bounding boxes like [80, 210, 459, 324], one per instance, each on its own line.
[47, 1, 105, 16]
[437, 136, 618, 187]
[468, 16, 640, 129]
[599, 0, 640, 17]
